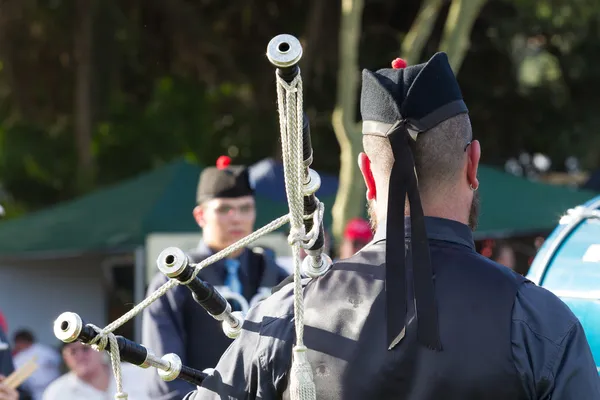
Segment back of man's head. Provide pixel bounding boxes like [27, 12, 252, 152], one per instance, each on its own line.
[363, 113, 472, 205]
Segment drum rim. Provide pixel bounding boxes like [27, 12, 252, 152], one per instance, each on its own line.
[528, 197, 600, 286]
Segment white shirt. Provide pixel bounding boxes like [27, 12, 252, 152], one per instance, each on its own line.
[42, 363, 152, 400]
[13, 344, 61, 400]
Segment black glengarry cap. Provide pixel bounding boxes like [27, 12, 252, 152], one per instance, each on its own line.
[196, 156, 255, 204]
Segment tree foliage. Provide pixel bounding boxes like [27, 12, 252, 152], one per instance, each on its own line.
[0, 0, 597, 220]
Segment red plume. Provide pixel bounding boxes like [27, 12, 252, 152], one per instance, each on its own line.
[391, 58, 407, 69]
[216, 155, 231, 170]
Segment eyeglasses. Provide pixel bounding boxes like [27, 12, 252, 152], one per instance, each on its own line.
[464, 140, 472, 152]
[213, 204, 255, 216]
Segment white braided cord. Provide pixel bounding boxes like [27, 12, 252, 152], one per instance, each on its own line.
[87, 324, 128, 399]
[275, 71, 316, 400]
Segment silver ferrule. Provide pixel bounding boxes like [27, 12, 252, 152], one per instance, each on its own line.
[303, 169, 321, 196]
[222, 311, 244, 339]
[140, 351, 171, 371]
[53, 312, 83, 343]
[266, 34, 303, 68]
[211, 302, 233, 322]
[302, 253, 333, 278]
[157, 247, 189, 278]
[158, 353, 182, 382]
[223, 310, 241, 329]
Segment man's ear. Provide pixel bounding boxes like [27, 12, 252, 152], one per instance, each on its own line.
[467, 140, 481, 190]
[193, 205, 206, 228]
[358, 152, 377, 200]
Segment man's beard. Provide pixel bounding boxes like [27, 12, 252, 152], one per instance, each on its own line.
[366, 190, 480, 232]
[468, 190, 480, 231]
[367, 199, 378, 232]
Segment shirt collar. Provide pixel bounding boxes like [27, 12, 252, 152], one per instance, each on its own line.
[372, 216, 475, 251]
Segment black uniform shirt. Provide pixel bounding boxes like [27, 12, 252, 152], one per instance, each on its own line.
[185, 218, 600, 399]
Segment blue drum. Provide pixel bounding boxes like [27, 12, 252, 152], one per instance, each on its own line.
[527, 195, 600, 372]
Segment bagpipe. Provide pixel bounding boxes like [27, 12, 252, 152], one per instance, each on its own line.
[526, 195, 600, 372]
[52, 34, 332, 400]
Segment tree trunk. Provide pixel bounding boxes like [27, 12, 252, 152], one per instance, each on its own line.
[73, 0, 95, 193]
[331, 0, 365, 245]
[401, 0, 445, 65]
[0, 1, 30, 118]
[302, 0, 327, 82]
[439, 0, 488, 73]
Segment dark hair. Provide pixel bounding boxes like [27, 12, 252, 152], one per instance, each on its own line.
[362, 114, 472, 202]
[13, 329, 35, 343]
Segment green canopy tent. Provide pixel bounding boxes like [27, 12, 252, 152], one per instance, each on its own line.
[473, 167, 596, 238]
[0, 159, 333, 256]
[0, 159, 594, 256]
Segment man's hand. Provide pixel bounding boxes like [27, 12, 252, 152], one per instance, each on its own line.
[0, 375, 19, 400]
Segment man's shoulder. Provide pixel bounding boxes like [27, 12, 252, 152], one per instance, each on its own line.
[513, 282, 579, 344]
[456, 248, 523, 276]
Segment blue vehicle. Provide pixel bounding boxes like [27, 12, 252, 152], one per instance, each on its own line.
[527, 195, 600, 373]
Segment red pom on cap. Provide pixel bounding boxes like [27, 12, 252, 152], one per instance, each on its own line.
[216, 155, 231, 170]
[391, 58, 407, 69]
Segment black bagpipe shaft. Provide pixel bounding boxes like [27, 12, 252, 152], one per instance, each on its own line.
[268, 34, 325, 252]
[300, 114, 324, 251]
[62, 320, 149, 366]
[54, 312, 207, 386]
[157, 248, 236, 320]
[158, 248, 243, 339]
[179, 365, 209, 386]
[172, 260, 228, 316]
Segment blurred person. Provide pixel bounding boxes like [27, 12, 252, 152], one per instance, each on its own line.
[12, 330, 60, 400]
[185, 53, 600, 399]
[494, 242, 516, 270]
[480, 240, 517, 271]
[0, 312, 7, 337]
[338, 217, 374, 259]
[534, 236, 545, 250]
[528, 236, 547, 267]
[142, 155, 288, 399]
[0, 377, 18, 400]
[0, 325, 19, 400]
[42, 342, 149, 400]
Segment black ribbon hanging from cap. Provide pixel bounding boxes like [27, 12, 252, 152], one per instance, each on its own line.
[360, 52, 469, 352]
[385, 120, 442, 352]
